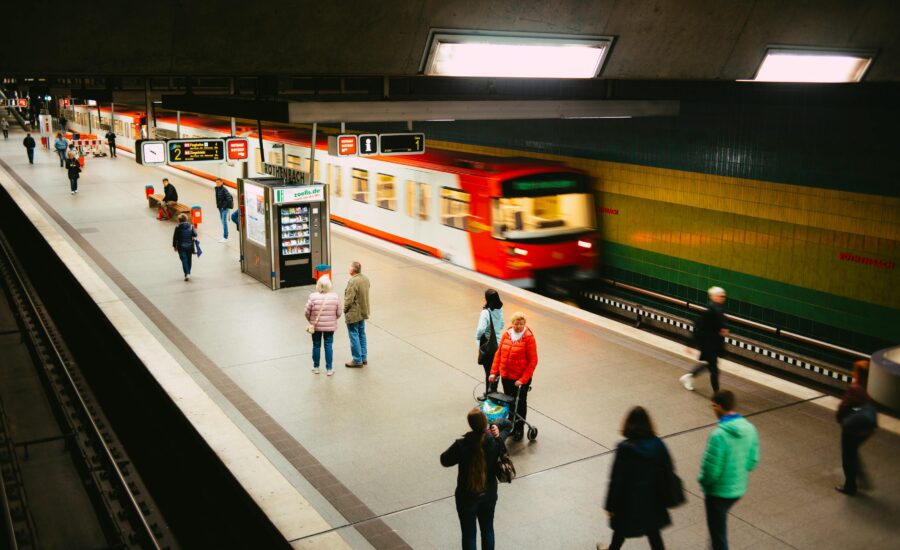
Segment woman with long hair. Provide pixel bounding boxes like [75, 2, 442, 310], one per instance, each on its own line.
[476, 289, 504, 396]
[441, 408, 511, 550]
[600, 407, 675, 550]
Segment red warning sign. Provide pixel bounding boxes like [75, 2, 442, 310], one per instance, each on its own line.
[226, 138, 249, 160]
[337, 135, 357, 156]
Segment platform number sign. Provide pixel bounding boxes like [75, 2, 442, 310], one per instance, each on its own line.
[358, 134, 379, 156]
[167, 139, 226, 164]
[378, 133, 425, 156]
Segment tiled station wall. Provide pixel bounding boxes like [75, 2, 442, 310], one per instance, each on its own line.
[400, 93, 899, 353]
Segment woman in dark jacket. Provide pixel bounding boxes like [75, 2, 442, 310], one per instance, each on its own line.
[835, 360, 876, 495]
[172, 214, 197, 281]
[441, 408, 511, 550]
[65, 151, 81, 194]
[601, 407, 673, 550]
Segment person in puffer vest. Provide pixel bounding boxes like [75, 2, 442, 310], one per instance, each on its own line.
[489, 311, 538, 439]
[305, 275, 342, 375]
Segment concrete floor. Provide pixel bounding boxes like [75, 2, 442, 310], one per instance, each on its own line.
[1, 130, 898, 549]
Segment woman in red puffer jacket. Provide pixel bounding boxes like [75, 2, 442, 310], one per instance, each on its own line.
[489, 312, 538, 439]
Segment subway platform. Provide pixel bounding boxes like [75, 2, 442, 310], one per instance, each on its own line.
[1, 130, 898, 549]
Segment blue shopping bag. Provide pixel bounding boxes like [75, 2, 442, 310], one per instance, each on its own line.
[194, 239, 203, 257]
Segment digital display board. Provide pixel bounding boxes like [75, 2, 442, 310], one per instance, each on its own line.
[378, 133, 425, 155]
[502, 173, 590, 197]
[167, 139, 226, 164]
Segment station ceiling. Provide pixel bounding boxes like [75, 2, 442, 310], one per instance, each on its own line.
[3, 0, 899, 81]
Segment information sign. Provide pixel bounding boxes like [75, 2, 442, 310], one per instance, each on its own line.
[358, 134, 379, 156]
[378, 133, 426, 155]
[167, 139, 226, 164]
[226, 138, 249, 160]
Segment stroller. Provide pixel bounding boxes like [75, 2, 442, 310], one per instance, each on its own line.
[478, 381, 538, 442]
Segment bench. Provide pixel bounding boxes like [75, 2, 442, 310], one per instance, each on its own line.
[148, 194, 191, 220]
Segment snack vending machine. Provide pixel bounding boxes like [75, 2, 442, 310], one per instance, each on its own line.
[237, 177, 329, 289]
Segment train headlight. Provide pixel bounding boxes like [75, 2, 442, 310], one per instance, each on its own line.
[509, 247, 528, 256]
[577, 240, 592, 249]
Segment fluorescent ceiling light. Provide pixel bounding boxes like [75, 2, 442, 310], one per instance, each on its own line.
[749, 48, 874, 83]
[422, 30, 613, 78]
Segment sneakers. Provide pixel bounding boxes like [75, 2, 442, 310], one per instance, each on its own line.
[312, 367, 320, 374]
[345, 361, 363, 368]
[362, 360, 368, 365]
[679, 373, 694, 391]
[326, 370, 334, 376]
[835, 485, 857, 496]
[217, 238, 227, 243]
[184, 275, 189, 281]
[70, 191, 75, 195]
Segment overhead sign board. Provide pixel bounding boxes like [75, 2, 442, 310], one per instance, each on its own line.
[3, 99, 28, 107]
[136, 140, 168, 166]
[327, 134, 359, 157]
[167, 138, 226, 164]
[358, 134, 379, 156]
[274, 185, 325, 204]
[226, 138, 249, 160]
[378, 133, 425, 155]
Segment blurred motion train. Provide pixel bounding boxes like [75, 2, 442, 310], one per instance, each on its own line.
[65, 105, 598, 287]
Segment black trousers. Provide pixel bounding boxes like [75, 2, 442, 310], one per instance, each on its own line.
[69, 177, 78, 192]
[704, 495, 738, 550]
[841, 430, 869, 492]
[501, 377, 530, 432]
[609, 530, 664, 550]
[26, 148, 34, 163]
[108, 141, 117, 157]
[691, 354, 720, 392]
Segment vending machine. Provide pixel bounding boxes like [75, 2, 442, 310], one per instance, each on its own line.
[237, 177, 329, 289]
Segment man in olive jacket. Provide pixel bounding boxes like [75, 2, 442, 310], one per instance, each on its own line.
[344, 261, 370, 368]
[699, 390, 760, 550]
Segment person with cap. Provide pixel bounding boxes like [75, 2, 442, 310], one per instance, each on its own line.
[22, 133, 36, 164]
[680, 286, 729, 393]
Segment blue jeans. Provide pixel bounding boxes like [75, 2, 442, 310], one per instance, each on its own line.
[455, 492, 496, 550]
[705, 495, 738, 550]
[69, 177, 78, 192]
[57, 149, 66, 166]
[218, 208, 229, 239]
[178, 248, 193, 276]
[312, 331, 334, 370]
[347, 320, 367, 364]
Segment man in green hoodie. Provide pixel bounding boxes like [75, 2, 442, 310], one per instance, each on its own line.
[699, 390, 760, 550]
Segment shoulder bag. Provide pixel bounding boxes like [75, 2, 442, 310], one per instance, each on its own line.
[306, 296, 326, 334]
[660, 444, 685, 508]
[496, 441, 516, 483]
[478, 311, 498, 365]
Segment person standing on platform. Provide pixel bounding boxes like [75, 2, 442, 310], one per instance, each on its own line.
[172, 214, 197, 281]
[105, 129, 117, 158]
[698, 390, 760, 550]
[489, 312, 538, 441]
[22, 133, 36, 164]
[600, 407, 675, 550]
[65, 151, 81, 194]
[680, 287, 729, 392]
[1, 118, 9, 139]
[835, 360, 877, 496]
[441, 408, 512, 550]
[59, 115, 67, 133]
[158, 178, 178, 220]
[305, 275, 342, 376]
[475, 289, 504, 399]
[54, 133, 68, 167]
[344, 261, 370, 368]
[214, 178, 233, 242]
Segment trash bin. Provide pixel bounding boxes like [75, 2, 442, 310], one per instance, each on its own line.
[144, 185, 154, 199]
[314, 264, 331, 281]
[191, 206, 202, 227]
[40, 136, 48, 148]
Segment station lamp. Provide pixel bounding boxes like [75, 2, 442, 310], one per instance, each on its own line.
[747, 46, 875, 83]
[421, 29, 614, 78]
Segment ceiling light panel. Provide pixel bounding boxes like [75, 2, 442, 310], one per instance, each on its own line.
[751, 48, 874, 83]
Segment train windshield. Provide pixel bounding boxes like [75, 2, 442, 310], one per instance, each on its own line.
[492, 174, 595, 240]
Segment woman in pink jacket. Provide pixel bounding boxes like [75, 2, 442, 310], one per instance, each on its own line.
[305, 275, 342, 375]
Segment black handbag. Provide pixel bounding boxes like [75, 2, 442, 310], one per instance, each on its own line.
[661, 449, 685, 508]
[478, 312, 498, 365]
[496, 441, 516, 483]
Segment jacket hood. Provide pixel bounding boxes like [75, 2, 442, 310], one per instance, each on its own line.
[719, 415, 753, 437]
[623, 437, 662, 458]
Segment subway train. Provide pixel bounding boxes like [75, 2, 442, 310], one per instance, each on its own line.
[65, 105, 598, 287]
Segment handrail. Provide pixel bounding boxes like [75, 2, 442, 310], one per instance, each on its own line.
[602, 278, 870, 360]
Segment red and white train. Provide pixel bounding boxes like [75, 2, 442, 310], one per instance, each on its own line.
[66, 105, 598, 287]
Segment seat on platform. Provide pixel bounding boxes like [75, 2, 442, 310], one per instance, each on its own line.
[147, 194, 191, 219]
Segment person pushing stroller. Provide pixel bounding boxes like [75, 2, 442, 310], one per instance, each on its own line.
[488, 312, 538, 441]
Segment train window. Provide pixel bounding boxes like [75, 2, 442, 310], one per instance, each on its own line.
[301, 157, 322, 182]
[441, 187, 470, 231]
[406, 181, 429, 220]
[376, 174, 396, 211]
[329, 165, 342, 197]
[255, 148, 265, 174]
[269, 150, 283, 166]
[491, 193, 594, 239]
[287, 154, 302, 171]
[352, 169, 369, 203]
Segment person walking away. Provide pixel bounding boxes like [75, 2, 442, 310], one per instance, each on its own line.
[105, 129, 117, 158]
[158, 178, 178, 220]
[65, 151, 81, 194]
[344, 261, 370, 368]
[476, 289, 504, 399]
[489, 312, 538, 440]
[1, 118, 9, 139]
[214, 178, 233, 242]
[835, 360, 877, 495]
[698, 390, 760, 550]
[600, 407, 677, 550]
[305, 275, 341, 375]
[54, 132, 68, 167]
[22, 133, 36, 164]
[441, 408, 512, 550]
[172, 214, 197, 281]
[59, 114, 67, 133]
[680, 287, 729, 392]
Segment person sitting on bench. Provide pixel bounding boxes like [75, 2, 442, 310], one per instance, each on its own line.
[158, 178, 178, 220]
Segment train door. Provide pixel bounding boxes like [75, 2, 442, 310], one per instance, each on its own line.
[404, 170, 432, 248]
[434, 176, 475, 268]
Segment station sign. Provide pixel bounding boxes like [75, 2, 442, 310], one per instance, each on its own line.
[167, 138, 226, 164]
[378, 133, 425, 155]
[358, 134, 379, 156]
[226, 137, 249, 160]
[136, 140, 168, 166]
[327, 134, 358, 157]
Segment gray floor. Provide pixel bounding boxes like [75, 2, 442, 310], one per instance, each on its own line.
[2, 132, 898, 549]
